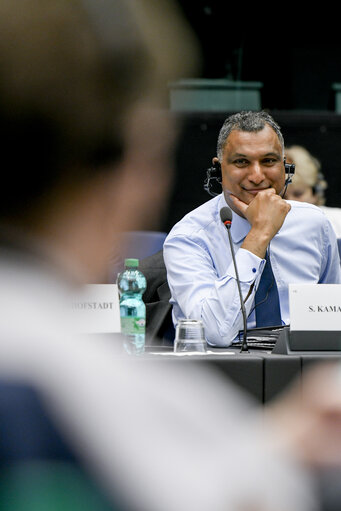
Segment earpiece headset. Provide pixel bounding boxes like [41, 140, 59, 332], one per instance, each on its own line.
[204, 160, 223, 197]
[204, 159, 296, 197]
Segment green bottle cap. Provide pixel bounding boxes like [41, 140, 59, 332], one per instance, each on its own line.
[125, 258, 139, 267]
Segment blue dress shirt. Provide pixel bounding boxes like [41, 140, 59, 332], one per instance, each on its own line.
[164, 193, 341, 347]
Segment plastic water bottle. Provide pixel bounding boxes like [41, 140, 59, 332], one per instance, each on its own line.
[117, 258, 146, 355]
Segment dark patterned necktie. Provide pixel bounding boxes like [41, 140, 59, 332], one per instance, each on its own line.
[255, 251, 282, 327]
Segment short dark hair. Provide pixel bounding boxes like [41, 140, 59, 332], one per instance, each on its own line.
[217, 110, 284, 161]
[0, 0, 197, 222]
[0, 0, 151, 219]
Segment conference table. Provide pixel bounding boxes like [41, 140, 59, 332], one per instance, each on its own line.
[144, 328, 341, 404]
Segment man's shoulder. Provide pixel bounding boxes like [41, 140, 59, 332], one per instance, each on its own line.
[166, 195, 221, 239]
[285, 201, 336, 241]
[287, 200, 328, 222]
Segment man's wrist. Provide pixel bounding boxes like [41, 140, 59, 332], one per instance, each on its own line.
[242, 229, 270, 259]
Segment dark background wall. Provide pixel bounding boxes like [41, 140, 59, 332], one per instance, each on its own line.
[173, 2, 341, 111]
[160, 3, 341, 233]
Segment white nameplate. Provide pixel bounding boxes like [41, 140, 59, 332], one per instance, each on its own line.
[71, 284, 121, 334]
[289, 283, 341, 331]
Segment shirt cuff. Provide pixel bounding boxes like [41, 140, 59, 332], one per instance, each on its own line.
[226, 247, 265, 282]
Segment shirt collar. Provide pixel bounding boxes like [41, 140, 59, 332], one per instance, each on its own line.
[219, 194, 251, 244]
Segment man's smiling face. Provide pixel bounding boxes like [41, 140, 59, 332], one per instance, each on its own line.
[219, 124, 285, 218]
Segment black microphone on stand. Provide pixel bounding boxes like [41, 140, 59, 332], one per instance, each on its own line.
[220, 207, 249, 353]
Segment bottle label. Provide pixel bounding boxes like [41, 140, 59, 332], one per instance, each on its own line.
[120, 317, 146, 335]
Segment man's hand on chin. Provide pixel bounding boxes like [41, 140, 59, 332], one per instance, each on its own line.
[229, 189, 291, 259]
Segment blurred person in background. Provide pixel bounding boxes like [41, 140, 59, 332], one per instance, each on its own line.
[285, 145, 341, 237]
[1, 2, 341, 511]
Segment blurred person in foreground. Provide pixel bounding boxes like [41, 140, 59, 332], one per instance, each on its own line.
[1, 2, 341, 511]
[285, 145, 341, 237]
[164, 111, 341, 348]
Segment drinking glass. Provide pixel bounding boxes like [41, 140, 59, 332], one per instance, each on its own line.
[174, 319, 207, 353]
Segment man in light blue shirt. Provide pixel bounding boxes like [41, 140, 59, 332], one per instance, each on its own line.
[164, 111, 341, 347]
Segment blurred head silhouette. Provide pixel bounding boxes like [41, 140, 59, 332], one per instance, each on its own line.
[285, 145, 327, 206]
[0, 0, 199, 282]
